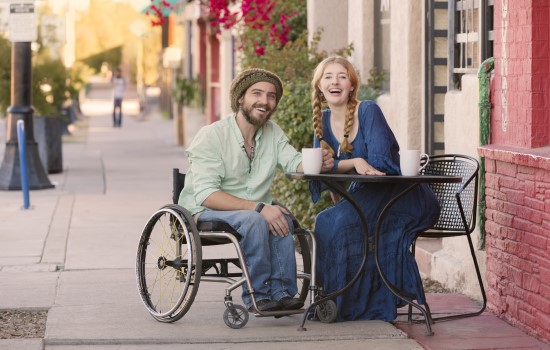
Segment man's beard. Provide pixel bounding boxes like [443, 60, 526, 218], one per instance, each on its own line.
[241, 103, 274, 127]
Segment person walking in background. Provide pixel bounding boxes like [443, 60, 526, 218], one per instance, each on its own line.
[111, 68, 126, 127]
[309, 56, 440, 322]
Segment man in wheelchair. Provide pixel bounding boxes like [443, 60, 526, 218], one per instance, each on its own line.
[178, 68, 333, 313]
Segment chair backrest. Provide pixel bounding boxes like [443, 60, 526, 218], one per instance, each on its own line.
[172, 168, 186, 205]
[171, 168, 242, 242]
[420, 154, 479, 233]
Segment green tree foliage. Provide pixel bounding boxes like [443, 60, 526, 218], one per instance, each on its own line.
[0, 34, 90, 120]
[0, 36, 11, 117]
[81, 46, 123, 73]
[173, 77, 195, 106]
[32, 58, 69, 118]
[65, 61, 95, 100]
[173, 76, 207, 109]
[0, 38, 68, 119]
[242, 30, 323, 83]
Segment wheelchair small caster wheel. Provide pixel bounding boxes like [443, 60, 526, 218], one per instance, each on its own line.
[316, 300, 337, 323]
[223, 304, 249, 329]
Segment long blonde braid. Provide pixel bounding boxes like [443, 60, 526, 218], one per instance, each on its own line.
[340, 98, 358, 153]
[311, 85, 335, 156]
[311, 56, 360, 155]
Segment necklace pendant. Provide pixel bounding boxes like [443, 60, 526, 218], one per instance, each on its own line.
[246, 145, 255, 161]
[244, 139, 256, 161]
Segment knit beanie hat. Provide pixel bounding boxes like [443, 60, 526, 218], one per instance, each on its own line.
[230, 68, 283, 112]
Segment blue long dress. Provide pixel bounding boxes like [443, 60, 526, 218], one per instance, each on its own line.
[310, 100, 441, 322]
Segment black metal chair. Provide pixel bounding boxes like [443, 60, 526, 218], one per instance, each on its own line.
[409, 154, 487, 322]
[136, 168, 320, 329]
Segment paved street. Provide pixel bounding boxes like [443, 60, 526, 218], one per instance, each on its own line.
[0, 81, 549, 350]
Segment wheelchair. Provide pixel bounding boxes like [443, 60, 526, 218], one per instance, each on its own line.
[135, 168, 337, 329]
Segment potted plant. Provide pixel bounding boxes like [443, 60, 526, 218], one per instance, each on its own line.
[172, 76, 196, 146]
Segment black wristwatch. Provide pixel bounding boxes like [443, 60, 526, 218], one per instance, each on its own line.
[255, 202, 265, 213]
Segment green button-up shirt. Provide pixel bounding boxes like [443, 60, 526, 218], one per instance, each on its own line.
[178, 114, 302, 215]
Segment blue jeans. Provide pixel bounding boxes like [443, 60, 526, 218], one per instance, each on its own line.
[198, 209, 298, 308]
[113, 98, 123, 127]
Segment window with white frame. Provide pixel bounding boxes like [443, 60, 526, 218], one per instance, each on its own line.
[448, 0, 494, 90]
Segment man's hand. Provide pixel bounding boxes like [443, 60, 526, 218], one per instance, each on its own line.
[259, 204, 291, 237]
[321, 149, 334, 173]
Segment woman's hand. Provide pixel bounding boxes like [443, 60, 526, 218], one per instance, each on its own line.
[321, 149, 334, 173]
[353, 158, 385, 176]
[329, 191, 341, 204]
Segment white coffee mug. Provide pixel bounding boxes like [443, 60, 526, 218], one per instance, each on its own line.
[400, 150, 430, 176]
[302, 148, 323, 175]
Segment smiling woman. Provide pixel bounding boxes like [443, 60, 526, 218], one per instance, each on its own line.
[306, 56, 442, 323]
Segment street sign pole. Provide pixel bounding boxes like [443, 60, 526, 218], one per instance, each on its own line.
[0, 1, 53, 190]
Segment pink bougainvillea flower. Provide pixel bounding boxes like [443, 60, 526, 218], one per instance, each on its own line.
[145, 0, 298, 56]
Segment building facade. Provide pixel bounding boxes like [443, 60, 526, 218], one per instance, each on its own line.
[308, 0, 492, 301]
[172, 0, 550, 342]
[479, 0, 550, 341]
[310, 0, 550, 342]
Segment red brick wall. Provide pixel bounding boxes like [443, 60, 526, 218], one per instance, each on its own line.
[480, 147, 550, 341]
[481, 0, 550, 342]
[491, 0, 550, 148]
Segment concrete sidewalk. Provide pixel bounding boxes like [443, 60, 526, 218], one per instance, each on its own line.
[0, 84, 549, 350]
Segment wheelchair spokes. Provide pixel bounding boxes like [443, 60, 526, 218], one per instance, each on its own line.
[136, 205, 202, 323]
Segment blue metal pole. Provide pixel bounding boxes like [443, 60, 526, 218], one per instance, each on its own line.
[17, 120, 30, 209]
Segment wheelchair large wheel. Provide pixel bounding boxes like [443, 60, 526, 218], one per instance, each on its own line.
[294, 228, 312, 304]
[136, 204, 202, 323]
[274, 201, 312, 304]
